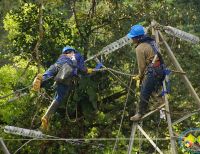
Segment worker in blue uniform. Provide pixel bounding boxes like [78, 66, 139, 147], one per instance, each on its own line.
[32, 46, 95, 129]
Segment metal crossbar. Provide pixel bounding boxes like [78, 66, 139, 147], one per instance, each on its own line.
[172, 108, 200, 126]
[85, 36, 131, 62]
[0, 138, 10, 154]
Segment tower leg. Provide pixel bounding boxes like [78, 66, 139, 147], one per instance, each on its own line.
[163, 79, 177, 154]
[127, 122, 137, 154]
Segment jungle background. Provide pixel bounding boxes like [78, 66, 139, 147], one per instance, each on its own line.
[0, 0, 200, 153]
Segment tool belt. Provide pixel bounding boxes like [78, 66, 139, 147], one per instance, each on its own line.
[146, 63, 165, 81]
[152, 60, 161, 67]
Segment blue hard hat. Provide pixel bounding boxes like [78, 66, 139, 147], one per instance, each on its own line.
[62, 46, 76, 53]
[127, 24, 145, 39]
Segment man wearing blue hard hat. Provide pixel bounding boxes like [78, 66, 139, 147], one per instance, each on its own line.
[32, 46, 96, 129]
[127, 24, 165, 121]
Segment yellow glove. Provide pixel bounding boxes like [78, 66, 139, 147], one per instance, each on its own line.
[32, 74, 43, 92]
[132, 75, 140, 81]
[87, 68, 94, 74]
[132, 75, 141, 88]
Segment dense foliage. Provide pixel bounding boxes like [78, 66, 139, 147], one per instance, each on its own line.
[0, 0, 200, 153]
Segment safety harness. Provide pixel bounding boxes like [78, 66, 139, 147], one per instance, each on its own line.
[139, 35, 171, 95]
[139, 35, 165, 68]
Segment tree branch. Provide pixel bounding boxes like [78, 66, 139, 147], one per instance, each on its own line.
[98, 90, 127, 104]
[33, 0, 44, 73]
[88, 0, 96, 18]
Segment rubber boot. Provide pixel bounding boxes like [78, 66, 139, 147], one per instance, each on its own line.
[130, 113, 142, 121]
[41, 100, 59, 130]
[130, 102, 147, 122]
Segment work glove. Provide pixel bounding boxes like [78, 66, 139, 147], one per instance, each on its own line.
[132, 75, 140, 80]
[87, 68, 94, 74]
[32, 74, 43, 92]
[132, 75, 141, 88]
[95, 62, 103, 70]
[41, 116, 49, 131]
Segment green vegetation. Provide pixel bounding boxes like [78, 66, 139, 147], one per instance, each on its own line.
[0, 0, 200, 153]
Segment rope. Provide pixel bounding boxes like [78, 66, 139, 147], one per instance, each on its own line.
[107, 71, 135, 95]
[94, 58, 136, 95]
[38, 66, 134, 101]
[0, 85, 32, 100]
[2, 137, 172, 141]
[0, 76, 53, 106]
[1, 135, 172, 154]
[14, 139, 36, 154]
[0, 93, 30, 108]
[112, 61, 137, 154]
[112, 76, 133, 154]
[94, 67, 134, 77]
[65, 89, 78, 123]
[12, 137, 104, 154]
[30, 91, 45, 128]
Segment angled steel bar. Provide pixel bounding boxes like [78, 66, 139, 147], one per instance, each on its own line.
[0, 138, 10, 154]
[127, 123, 137, 154]
[172, 108, 200, 125]
[137, 125, 163, 154]
[162, 79, 177, 154]
[158, 31, 200, 108]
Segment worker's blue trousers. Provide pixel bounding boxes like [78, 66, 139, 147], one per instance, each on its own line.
[54, 83, 70, 104]
[139, 66, 165, 114]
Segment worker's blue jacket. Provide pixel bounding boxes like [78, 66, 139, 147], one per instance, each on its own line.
[42, 52, 87, 103]
[43, 52, 87, 82]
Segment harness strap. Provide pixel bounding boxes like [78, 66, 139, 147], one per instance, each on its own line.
[138, 35, 164, 66]
[148, 41, 164, 66]
[161, 69, 171, 96]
